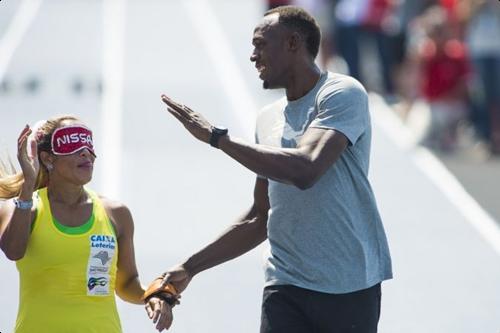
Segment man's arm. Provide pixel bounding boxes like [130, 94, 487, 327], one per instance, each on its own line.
[218, 127, 347, 190]
[161, 95, 348, 190]
[185, 177, 269, 275]
[150, 178, 268, 331]
[160, 177, 269, 294]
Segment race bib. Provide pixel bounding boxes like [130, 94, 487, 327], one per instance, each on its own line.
[86, 234, 116, 296]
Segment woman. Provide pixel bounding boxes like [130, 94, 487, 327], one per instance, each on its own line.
[0, 115, 173, 332]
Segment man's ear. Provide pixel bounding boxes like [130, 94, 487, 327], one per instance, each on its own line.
[287, 32, 302, 52]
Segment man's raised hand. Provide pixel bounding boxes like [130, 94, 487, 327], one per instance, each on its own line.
[161, 94, 213, 144]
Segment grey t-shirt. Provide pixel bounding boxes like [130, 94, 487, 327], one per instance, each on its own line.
[255, 72, 392, 294]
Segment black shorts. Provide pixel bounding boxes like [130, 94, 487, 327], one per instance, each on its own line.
[260, 283, 381, 333]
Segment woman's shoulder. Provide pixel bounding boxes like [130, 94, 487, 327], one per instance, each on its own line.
[97, 194, 128, 212]
[95, 194, 134, 232]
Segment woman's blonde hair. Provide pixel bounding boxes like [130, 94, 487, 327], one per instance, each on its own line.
[0, 115, 79, 199]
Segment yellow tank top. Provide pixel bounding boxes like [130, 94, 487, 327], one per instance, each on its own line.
[15, 188, 121, 333]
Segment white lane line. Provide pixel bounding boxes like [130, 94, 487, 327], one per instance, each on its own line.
[100, 0, 126, 200]
[0, 0, 43, 83]
[183, 0, 257, 141]
[370, 93, 500, 257]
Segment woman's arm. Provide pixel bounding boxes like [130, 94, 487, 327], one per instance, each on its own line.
[0, 126, 38, 260]
[0, 195, 36, 261]
[103, 199, 144, 304]
[103, 198, 173, 330]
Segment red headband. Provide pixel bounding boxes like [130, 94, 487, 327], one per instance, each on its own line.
[51, 125, 96, 156]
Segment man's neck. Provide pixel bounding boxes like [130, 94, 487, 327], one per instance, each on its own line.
[285, 63, 322, 101]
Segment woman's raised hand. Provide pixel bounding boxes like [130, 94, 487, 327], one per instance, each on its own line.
[17, 125, 39, 189]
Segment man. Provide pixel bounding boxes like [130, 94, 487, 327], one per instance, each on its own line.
[155, 5, 392, 332]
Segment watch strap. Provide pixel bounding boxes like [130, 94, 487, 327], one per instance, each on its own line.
[209, 127, 228, 148]
[14, 198, 33, 210]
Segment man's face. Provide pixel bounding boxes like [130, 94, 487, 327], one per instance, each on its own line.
[250, 14, 291, 89]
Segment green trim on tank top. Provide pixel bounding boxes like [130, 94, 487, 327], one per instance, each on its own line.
[52, 213, 95, 235]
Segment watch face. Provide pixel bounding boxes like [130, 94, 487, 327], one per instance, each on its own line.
[213, 126, 228, 135]
[210, 126, 228, 148]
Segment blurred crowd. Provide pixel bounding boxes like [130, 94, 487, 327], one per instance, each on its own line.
[267, 0, 500, 155]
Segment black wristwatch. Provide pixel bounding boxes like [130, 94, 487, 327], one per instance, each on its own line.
[209, 126, 228, 148]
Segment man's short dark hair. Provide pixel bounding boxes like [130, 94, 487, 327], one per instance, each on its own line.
[264, 5, 321, 58]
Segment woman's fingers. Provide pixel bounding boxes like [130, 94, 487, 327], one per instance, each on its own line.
[28, 138, 38, 160]
[145, 302, 154, 319]
[156, 303, 173, 331]
[17, 131, 31, 158]
[145, 297, 174, 331]
[17, 125, 31, 145]
[17, 130, 31, 150]
[152, 299, 162, 323]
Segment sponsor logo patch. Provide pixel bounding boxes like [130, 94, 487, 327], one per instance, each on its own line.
[86, 234, 115, 296]
[88, 277, 108, 291]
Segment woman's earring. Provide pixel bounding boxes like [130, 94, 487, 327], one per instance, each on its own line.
[46, 164, 53, 171]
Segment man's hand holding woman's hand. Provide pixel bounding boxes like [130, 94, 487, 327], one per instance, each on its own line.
[144, 282, 177, 332]
[143, 264, 193, 331]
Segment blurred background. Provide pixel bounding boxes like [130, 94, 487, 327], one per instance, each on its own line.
[1, 0, 499, 332]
